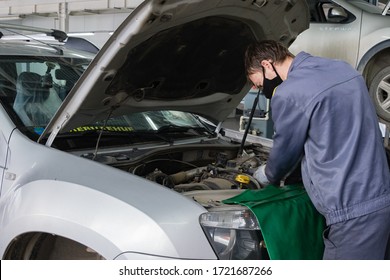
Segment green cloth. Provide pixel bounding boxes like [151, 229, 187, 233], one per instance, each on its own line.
[223, 184, 326, 260]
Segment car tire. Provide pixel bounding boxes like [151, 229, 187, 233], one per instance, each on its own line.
[369, 66, 390, 122]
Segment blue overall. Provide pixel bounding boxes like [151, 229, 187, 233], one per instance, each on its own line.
[265, 52, 390, 259]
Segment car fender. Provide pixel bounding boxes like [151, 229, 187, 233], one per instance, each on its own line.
[0, 179, 216, 259]
[0, 130, 216, 259]
[357, 32, 390, 73]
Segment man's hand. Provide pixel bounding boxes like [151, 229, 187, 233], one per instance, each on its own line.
[253, 164, 270, 187]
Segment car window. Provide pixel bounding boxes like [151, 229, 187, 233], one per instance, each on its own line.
[349, 0, 389, 13]
[0, 56, 90, 132]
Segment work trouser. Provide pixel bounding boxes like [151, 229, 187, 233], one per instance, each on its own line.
[322, 205, 390, 259]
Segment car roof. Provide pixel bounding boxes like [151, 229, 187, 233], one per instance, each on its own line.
[0, 40, 93, 57]
[0, 23, 99, 57]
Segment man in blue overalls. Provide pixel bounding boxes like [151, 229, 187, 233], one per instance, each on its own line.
[245, 40, 390, 259]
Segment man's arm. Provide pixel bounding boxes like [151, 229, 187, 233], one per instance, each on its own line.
[266, 93, 309, 184]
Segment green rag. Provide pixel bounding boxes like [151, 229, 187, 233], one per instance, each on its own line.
[223, 184, 326, 260]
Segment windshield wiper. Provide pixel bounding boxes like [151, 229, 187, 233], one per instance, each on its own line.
[193, 115, 217, 136]
[156, 124, 214, 136]
[56, 128, 175, 144]
[156, 124, 189, 133]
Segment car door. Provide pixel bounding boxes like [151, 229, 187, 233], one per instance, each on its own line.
[289, 0, 362, 68]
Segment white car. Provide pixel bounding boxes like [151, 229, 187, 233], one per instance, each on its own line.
[289, 0, 390, 123]
[0, 0, 309, 259]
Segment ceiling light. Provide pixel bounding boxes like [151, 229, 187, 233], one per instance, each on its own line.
[67, 32, 94, 36]
[0, 15, 23, 21]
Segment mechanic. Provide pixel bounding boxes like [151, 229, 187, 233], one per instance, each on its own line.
[245, 40, 390, 259]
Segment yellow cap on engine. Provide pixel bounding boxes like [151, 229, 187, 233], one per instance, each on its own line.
[235, 174, 250, 184]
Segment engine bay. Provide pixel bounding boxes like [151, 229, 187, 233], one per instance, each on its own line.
[79, 139, 268, 193]
[130, 149, 266, 192]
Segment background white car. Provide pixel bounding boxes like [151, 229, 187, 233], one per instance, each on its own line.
[289, 0, 390, 123]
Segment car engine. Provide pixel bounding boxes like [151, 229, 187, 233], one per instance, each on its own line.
[80, 139, 269, 194]
[130, 150, 266, 192]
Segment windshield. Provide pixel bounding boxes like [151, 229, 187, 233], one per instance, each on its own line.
[51, 110, 214, 150]
[69, 111, 208, 133]
[0, 55, 91, 132]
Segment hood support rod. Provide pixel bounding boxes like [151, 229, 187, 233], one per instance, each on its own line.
[238, 88, 261, 157]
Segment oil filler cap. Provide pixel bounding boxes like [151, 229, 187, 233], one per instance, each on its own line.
[235, 174, 250, 184]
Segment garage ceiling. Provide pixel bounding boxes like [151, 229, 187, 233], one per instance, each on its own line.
[0, 0, 142, 18]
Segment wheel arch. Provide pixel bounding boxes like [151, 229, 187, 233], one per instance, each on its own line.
[357, 40, 390, 87]
[2, 231, 107, 260]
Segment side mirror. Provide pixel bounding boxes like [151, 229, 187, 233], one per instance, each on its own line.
[327, 7, 348, 23]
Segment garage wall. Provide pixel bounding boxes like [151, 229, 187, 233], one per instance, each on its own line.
[0, 0, 144, 47]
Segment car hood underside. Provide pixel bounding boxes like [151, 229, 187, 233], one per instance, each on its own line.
[41, 0, 309, 145]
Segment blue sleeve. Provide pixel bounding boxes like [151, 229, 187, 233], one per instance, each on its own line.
[265, 93, 309, 184]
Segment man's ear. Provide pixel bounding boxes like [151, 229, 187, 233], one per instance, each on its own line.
[260, 60, 273, 70]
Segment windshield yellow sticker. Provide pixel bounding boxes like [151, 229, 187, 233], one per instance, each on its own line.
[70, 126, 134, 132]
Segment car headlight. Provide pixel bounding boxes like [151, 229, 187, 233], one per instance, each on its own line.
[199, 208, 268, 260]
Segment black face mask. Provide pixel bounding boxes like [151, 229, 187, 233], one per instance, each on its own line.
[262, 64, 283, 99]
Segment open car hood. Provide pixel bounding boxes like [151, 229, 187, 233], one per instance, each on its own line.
[42, 0, 309, 145]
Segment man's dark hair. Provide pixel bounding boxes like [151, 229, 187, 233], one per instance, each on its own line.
[244, 40, 294, 75]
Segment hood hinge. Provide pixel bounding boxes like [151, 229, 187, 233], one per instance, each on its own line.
[38, 113, 71, 147]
